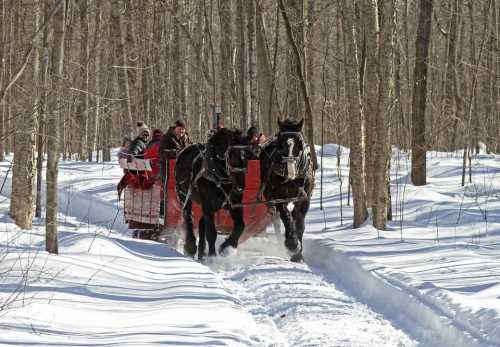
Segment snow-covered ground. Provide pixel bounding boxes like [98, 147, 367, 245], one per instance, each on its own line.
[0, 146, 499, 346]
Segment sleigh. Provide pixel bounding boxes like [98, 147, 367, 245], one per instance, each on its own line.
[120, 157, 273, 242]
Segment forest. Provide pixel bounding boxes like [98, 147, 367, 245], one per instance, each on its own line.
[0, 0, 498, 245]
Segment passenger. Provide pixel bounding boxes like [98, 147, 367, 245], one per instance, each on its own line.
[128, 121, 150, 160]
[117, 122, 151, 198]
[144, 129, 163, 178]
[146, 129, 164, 149]
[246, 126, 265, 159]
[159, 119, 192, 217]
[159, 119, 192, 160]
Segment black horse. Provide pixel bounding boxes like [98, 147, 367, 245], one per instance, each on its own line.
[259, 118, 315, 262]
[175, 128, 250, 260]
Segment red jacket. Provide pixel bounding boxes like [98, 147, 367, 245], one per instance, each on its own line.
[144, 142, 160, 178]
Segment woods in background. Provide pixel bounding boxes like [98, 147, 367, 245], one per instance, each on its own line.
[0, 0, 499, 241]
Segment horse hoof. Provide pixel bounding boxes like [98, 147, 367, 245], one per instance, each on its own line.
[284, 238, 300, 253]
[219, 244, 237, 257]
[184, 243, 197, 257]
[290, 253, 304, 263]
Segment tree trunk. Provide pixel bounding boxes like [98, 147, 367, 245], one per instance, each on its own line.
[110, 0, 133, 136]
[36, 0, 50, 218]
[446, 0, 463, 151]
[256, 3, 278, 135]
[46, 0, 66, 254]
[219, 0, 232, 125]
[372, 0, 395, 230]
[236, 0, 248, 129]
[0, 0, 6, 161]
[88, 0, 101, 161]
[341, 0, 368, 228]
[10, 0, 42, 229]
[171, 0, 182, 119]
[362, 0, 379, 208]
[278, 0, 318, 171]
[247, 0, 258, 127]
[77, 0, 89, 161]
[495, 0, 500, 153]
[411, 0, 433, 186]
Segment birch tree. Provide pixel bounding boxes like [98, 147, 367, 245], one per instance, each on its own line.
[341, 0, 368, 227]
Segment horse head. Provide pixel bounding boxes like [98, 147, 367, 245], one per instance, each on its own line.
[275, 118, 309, 181]
[205, 128, 248, 189]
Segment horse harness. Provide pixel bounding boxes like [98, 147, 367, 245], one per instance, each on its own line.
[179, 143, 244, 209]
[178, 133, 312, 210]
[257, 131, 312, 194]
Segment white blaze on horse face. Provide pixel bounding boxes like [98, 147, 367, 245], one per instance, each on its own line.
[287, 138, 295, 157]
[286, 138, 297, 180]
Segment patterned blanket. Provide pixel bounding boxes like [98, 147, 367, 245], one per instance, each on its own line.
[124, 183, 162, 225]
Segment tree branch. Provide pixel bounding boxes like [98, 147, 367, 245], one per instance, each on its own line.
[0, 0, 65, 104]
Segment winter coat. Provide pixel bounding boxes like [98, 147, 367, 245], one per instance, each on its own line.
[159, 127, 192, 159]
[128, 137, 148, 158]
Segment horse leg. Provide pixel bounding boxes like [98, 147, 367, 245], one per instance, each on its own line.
[289, 200, 310, 262]
[219, 207, 245, 255]
[183, 199, 197, 257]
[197, 214, 207, 260]
[203, 209, 217, 257]
[276, 203, 299, 254]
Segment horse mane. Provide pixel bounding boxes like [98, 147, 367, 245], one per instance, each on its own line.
[278, 118, 303, 132]
[208, 128, 233, 145]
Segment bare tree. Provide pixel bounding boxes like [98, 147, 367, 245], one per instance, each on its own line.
[219, 0, 233, 125]
[256, 2, 278, 135]
[9, 0, 42, 230]
[236, 0, 248, 129]
[372, 0, 395, 230]
[362, 0, 379, 208]
[411, 0, 433, 186]
[77, 0, 89, 161]
[110, 0, 133, 136]
[278, 0, 318, 170]
[247, 0, 258, 126]
[46, 0, 66, 254]
[340, 0, 368, 227]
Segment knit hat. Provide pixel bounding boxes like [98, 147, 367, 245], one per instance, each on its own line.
[137, 121, 150, 137]
[151, 128, 163, 140]
[174, 119, 186, 128]
[247, 126, 259, 138]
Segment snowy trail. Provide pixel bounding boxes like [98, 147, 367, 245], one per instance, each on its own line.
[15, 159, 419, 346]
[3, 152, 496, 346]
[203, 236, 417, 347]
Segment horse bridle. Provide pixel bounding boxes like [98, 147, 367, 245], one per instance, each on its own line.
[273, 131, 309, 181]
[225, 145, 250, 174]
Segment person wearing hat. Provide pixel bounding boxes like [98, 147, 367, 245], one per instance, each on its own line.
[246, 126, 266, 159]
[128, 121, 150, 160]
[146, 129, 164, 150]
[159, 119, 192, 160]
